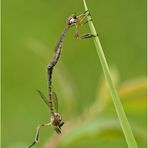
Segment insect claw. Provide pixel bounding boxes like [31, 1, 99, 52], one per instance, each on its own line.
[84, 10, 89, 14]
[84, 10, 91, 16]
[87, 12, 91, 16]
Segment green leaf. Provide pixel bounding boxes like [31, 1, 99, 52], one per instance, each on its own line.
[82, 1, 138, 148]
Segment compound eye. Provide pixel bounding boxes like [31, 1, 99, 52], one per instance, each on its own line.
[73, 15, 77, 19]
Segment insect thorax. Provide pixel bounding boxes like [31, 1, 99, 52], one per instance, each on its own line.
[50, 112, 62, 126]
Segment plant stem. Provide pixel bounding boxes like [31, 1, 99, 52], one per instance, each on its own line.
[83, 0, 138, 148]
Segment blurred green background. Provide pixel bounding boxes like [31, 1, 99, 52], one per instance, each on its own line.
[2, 0, 146, 148]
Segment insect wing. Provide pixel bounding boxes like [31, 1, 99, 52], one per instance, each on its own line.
[37, 90, 50, 108]
[52, 92, 58, 112]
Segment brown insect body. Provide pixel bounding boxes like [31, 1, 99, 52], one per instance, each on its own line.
[50, 113, 64, 134]
[28, 10, 96, 148]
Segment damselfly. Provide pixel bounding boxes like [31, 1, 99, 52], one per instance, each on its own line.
[28, 10, 96, 148]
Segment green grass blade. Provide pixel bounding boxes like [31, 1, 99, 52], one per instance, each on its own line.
[83, 0, 138, 148]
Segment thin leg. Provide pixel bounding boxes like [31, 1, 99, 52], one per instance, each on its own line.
[77, 10, 90, 19]
[77, 11, 87, 19]
[83, 10, 89, 14]
[28, 123, 51, 148]
[75, 32, 97, 39]
[77, 11, 91, 25]
[79, 33, 97, 39]
[75, 11, 96, 39]
[74, 24, 97, 39]
[74, 24, 79, 39]
[82, 18, 93, 25]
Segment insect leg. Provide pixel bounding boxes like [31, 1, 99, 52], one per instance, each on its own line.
[77, 10, 91, 25]
[77, 10, 90, 20]
[79, 33, 97, 39]
[75, 12, 97, 39]
[74, 24, 79, 39]
[82, 18, 93, 25]
[28, 123, 51, 148]
[74, 24, 97, 39]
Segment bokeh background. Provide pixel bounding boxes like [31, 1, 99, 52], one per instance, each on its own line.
[2, 0, 146, 148]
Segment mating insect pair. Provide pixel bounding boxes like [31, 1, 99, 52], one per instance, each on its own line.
[28, 10, 97, 148]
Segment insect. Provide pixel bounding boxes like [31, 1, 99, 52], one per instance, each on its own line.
[28, 10, 97, 148]
[28, 90, 63, 148]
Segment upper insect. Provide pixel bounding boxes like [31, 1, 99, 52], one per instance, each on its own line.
[28, 10, 96, 148]
[67, 14, 77, 26]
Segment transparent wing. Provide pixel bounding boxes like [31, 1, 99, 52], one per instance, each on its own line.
[37, 90, 50, 108]
[52, 92, 58, 112]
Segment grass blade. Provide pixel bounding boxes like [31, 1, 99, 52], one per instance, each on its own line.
[83, 0, 138, 148]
